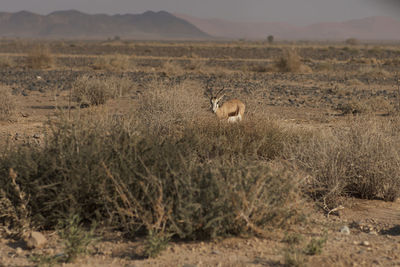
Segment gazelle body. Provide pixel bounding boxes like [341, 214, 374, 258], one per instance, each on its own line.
[210, 93, 245, 123]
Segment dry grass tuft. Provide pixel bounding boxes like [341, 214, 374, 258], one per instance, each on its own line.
[0, 85, 16, 121]
[383, 57, 400, 66]
[0, 55, 15, 68]
[0, 169, 31, 238]
[274, 49, 311, 73]
[25, 44, 54, 69]
[345, 38, 360, 46]
[337, 97, 394, 115]
[92, 54, 135, 71]
[293, 117, 400, 208]
[72, 75, 133, 106]
[137, 79, 207, 135]
[358, 65, 390, 78]
[161, 60, 185, 75]
[315, 61, 334, 72]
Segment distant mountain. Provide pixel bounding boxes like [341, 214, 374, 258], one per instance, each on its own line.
[175, 14, 400, 41]
[175, 13, 296, 40]
[0, 10, 210, 39]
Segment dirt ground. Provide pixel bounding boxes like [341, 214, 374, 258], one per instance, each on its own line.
[0, 40, 400, 266]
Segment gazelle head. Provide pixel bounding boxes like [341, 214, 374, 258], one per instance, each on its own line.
[210, 93, 224, 113]
[206, 83, 225, 113]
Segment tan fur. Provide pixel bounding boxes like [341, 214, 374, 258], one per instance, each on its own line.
[211, 96, 245, 122]
[215, 99, 245, 120]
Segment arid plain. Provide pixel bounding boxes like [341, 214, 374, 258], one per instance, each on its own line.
[0, 39, 400, 266]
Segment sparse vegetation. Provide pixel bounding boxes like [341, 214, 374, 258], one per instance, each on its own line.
[25, 44, 54, 69]
[304, 236, 327, 255]
[92, 54, 135, 71]
[283, 248, 308, 267]
[274, 49, 311, 73]
[345, 38, 359, 45]
[0, 56, 14, 68]
[0, 85, 16, 121]
[358, 65, 390, 78]
[0, 169, 31, 239]
[57, 214, 98, 263]
[0, 110, 304, 240]
[283, 232, 304, 246]
[72, 74, 133, 106]
[144, 230, 171, 258]
[293, 118, 400, 208]
[1, 39, 400, 265]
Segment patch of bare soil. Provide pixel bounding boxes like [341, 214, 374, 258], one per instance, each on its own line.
[0, 199, 399, 266]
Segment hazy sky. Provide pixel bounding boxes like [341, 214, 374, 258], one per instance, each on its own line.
[1, 0, 399, 24]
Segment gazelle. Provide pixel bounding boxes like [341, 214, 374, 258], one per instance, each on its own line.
[206, 86, 245, 123]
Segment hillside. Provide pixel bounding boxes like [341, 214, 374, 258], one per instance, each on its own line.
[0, 10, 210, 39]
[175, 13, 400, 41]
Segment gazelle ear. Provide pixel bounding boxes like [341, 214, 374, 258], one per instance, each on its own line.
[217, 95, 224, 102]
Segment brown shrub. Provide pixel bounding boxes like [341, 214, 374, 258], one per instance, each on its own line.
[383, 57, 400, 66]
[249, 64, 275, 73]
[358, 65, 390, 78]
[345, 38, 360, 46]
[274, 49, 311, 73]
[293, 118, 400, 208]
[161, 60, 184, 74]
[0, 56, 14, 68]
[25, 45, 54, 69]
[72, 75, 133, 106]
[0, 85, 16, 121]
[315, 61, 334, 72]
[0, 110, 304, 240]
[92, 54, 135, 71]
[137, 79, 207, 136]
[336, 100, 368, 115]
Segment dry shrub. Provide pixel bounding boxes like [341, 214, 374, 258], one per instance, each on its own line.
[72, 75, 133, 106]
[293, 118, 400, 208]
[92, 54, 135, 71]
[25, 44, 54, 69]
[249, 64, 275, 73]
[383, 57, 400, 66]
[0, 110, 303, 240]
[186, 117, 296, 161]
[274, 49, 311, 73]
[365, 97, 395, 114]
[337, 97, 394, 115]
[345, 38, 360, 46]
[161, 60, 184, 74]
[315, 61, 334, 72]
[350, 57, 379, 65]
[0, 85, 16, 121]
[358, 65, 390, 78]
[0, 56, 14, 68]
[345, 79, 364, 86]
[336, 100, 368, 115]
[0, 169, 30, 238]
[186, 59, 206, 72]
[368, 46, 383, 54]
[137, 79, 207, 135]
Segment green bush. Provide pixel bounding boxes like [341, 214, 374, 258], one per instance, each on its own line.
[57, 214, 98, 262]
